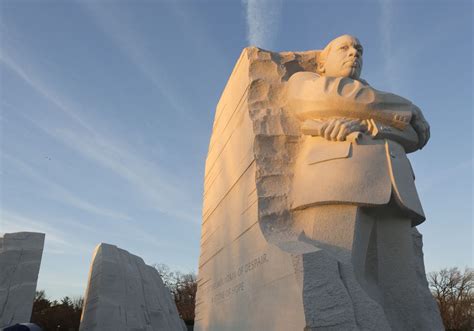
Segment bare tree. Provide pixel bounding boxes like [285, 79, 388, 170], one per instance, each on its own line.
[72, 296, 84, 311]
[173, 272, 197, 325]
[155, 263, 179, 289]
[154, 264, 197, 326]
[429, 267, 473, 331]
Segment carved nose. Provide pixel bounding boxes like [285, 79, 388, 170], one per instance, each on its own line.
[349, 47, 359, 58]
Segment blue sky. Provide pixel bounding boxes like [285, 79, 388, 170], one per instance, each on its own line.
[0, 0, 472, 299]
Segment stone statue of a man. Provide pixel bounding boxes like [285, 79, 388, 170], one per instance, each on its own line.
[285, 35, 442, 330]
[194, 34, 443, 331]
[288, 34, 429, 216]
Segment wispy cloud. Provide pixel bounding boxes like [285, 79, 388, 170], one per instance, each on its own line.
[0, 47, 199, 224]
[167, 1, 226, 69]
[0, 206, 182, 256]
[242, 0, 283, 49]
[45, 127, 199, 223]
[2, 153, 131, 221]
[80, 2, 190, 117]
[0, 53, 96, 133]
[0, 210, 91, 255]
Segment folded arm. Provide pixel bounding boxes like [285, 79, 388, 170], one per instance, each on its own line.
[286, 71, 430, 151]
[410, 105, 430, 149]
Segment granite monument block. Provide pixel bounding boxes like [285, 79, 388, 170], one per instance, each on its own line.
[0, 232, 45, 328]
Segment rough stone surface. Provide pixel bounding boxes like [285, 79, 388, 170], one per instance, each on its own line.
[0, 232, 45, 328]
[195, 35, 443, 330]
[79, 243, 186, 331]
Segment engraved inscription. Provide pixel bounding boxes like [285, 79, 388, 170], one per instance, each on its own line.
[210, 253, 269, 304]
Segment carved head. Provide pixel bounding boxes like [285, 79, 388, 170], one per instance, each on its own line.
[317, 34, 363, 80]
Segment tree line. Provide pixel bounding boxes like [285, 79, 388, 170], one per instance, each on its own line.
[154, 263, 197, 326]
[30, 266, 471, 330]
[31, 291, 83, 331]
[30, 264, 196, 331]
[429, 267, 473, 331]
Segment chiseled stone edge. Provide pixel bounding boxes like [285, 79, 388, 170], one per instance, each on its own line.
[79, 243, 186, 331]
[0, 232, 45, 327]
[246, 47, 316, 247]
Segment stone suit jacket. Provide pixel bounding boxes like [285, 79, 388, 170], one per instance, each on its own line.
[287, 72, 425, 225]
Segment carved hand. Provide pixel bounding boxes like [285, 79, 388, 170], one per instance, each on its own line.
[317, 118, 368, 141]
[411, 106, 430, 149]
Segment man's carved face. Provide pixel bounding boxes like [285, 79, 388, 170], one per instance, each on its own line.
[321, 35, 363, 79]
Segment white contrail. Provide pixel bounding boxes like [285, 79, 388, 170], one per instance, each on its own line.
[242, 0, 283, 49]
[378, 0, 397, 90]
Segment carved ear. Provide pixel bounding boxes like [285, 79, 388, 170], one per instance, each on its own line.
[317, 61, 325, 74]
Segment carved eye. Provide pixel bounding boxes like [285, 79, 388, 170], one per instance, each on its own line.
[340, 45, 349, 51]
